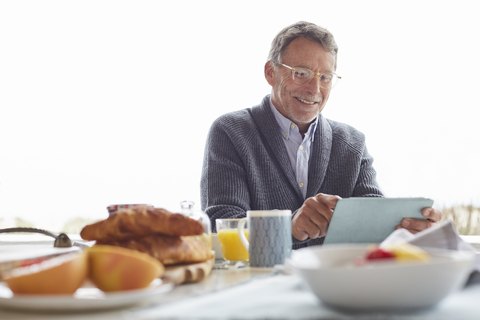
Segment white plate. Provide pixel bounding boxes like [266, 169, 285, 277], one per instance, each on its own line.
[0, 279, 174, 312]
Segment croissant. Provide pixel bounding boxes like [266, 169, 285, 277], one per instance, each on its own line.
[80, 205, 204, 241]
[96, 234, 213, 265]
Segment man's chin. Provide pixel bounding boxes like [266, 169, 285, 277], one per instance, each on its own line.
[295, 110, 320, 122]
[292, 115, 318, 127]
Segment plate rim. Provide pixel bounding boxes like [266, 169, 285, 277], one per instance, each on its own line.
[0, 278, 174, 311]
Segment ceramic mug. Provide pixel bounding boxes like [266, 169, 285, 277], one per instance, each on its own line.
[237, 210, 292, 268]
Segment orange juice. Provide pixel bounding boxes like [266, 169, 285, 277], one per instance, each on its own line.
[217, 229, 249, 261]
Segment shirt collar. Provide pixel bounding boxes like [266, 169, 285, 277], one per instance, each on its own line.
[269, 97, 317, 142]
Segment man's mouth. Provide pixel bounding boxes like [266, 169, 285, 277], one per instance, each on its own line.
[296, 97, 319, 105]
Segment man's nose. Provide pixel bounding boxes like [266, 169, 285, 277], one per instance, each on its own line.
[305, 74, 323, 93]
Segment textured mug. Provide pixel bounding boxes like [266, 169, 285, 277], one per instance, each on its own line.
[237, 210, 292, 268]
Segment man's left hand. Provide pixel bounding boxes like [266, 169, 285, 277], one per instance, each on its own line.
[395, 207, 442, 234]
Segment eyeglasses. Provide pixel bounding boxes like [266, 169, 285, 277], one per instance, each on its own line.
[279, 63, 341, 89]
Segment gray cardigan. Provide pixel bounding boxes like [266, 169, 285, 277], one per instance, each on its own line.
[201, 95, 383, 248]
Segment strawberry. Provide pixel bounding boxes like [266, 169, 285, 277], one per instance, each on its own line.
[365, 248, 395, 260]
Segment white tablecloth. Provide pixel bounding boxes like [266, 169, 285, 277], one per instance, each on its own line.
[132, 273, 480, 320]
[1, 271, 480, 319]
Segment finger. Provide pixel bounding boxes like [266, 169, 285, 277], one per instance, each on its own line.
[292, 214, 324, 240]
[315, 193, 342, 210]
[292, 194, 342, 240]
[301, 219, 323, 239]
[395, 224, 416, 232]
[401, 218, 434, 233]
[422, 208, 442, 222]
[314, 194, 342, 222]
[291, 199, 320, 241]
[292, 196, 332, 240]
[397, 220, 421, 234]
[291, 223, 309, 241]
[310, 195, 342, 237]
[302, 197, 329, 238]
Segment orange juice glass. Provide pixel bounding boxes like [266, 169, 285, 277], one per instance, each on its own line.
[216, 219, 249, 262]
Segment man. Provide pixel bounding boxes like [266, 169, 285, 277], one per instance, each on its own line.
[201, 21, 441, 249]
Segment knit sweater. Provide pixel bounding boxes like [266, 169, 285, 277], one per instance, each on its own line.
[201, 95, 383, 248]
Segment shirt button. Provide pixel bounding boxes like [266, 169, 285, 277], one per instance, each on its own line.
[299, 146, 304, 151]
[299, 183, 304, 188]
[284, 132, 288, 137]
[290, 124, 295, 129]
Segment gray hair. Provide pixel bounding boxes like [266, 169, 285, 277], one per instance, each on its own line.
[268, 21, 338, 70]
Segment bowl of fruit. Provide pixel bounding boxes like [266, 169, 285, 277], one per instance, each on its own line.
[290, 243, 474, 310]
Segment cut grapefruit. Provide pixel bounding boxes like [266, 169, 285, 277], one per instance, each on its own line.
[3, 250, 87, 295]
[382, 243, 430, 262]
[88, 245, 164, 292]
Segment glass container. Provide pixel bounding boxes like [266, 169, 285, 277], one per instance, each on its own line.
[180, 200, 212, 248]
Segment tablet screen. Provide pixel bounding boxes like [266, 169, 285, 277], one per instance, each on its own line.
[323, 197, 434, 244]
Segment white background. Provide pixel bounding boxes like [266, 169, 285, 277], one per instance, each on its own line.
[1, 1, 479, 229]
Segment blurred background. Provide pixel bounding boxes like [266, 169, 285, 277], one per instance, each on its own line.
[1, 0, 479, 234]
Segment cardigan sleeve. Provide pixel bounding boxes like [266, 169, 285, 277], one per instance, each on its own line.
[200, 116, 251, 231]
[353, 145, 384, 198]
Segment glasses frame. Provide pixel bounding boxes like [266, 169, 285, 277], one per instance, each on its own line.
[279, 63, 341, 89]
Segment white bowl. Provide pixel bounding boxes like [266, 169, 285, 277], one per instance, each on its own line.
[290, 244, 474, 310]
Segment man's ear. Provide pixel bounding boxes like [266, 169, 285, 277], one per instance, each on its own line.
[264, 61, 275, 86]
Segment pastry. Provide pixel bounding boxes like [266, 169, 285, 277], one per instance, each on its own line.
[80, 205, 205, 241]
[96, 234, 214, 265]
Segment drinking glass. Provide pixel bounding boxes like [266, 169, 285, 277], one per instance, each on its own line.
[216, 219, 249, 265]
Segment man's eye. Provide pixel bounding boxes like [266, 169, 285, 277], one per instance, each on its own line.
[321, 74, 333, 82]
[294, 69, 311, 79]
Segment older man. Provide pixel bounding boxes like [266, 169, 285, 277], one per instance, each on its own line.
[201, 21, 441, 248]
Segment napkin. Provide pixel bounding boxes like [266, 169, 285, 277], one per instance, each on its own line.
[380, 220, 480, 271]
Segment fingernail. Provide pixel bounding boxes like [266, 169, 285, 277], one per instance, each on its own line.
[402, 219, 411, 227]
[424, 209, 431, 217]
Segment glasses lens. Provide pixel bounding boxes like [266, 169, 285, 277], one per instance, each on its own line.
[291, 67, 313, 85]
[324, 74, 339, 88]
[291, 68, 340, 89]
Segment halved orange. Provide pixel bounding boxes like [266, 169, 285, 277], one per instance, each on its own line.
[3, 250, 88, 295]
[88, 245, 164, 292]
[383, 243, 431, 262]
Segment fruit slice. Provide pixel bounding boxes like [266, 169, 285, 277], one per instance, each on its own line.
[383, 243, 430, 262]
[88, 245, 164, 292]
[3, 251, 87, 294]
[365, 247, 395, 260]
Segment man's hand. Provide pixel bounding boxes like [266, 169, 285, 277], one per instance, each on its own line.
[292, 193, 342, 241]
[395, 207, 443, 234]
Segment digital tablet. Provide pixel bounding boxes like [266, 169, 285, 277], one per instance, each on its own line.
[323, 197, 434, 244]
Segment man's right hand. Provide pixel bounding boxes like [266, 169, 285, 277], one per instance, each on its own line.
[291, 193, 342, 241]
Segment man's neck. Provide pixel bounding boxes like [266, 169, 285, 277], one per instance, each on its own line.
[268, 97, 318, 140]
[298, 123, 310, 138]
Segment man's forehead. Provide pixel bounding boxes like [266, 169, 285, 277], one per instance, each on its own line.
[284, 37, 328, 52]
[282, 37, 335, 69]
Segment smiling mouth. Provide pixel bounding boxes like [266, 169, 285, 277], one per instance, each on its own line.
[296, 97, 319, 105]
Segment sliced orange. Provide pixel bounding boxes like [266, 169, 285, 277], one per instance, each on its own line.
[88, 245, 164, 292]
[3, 250, 88, 295]
[383, 243, 430, 263]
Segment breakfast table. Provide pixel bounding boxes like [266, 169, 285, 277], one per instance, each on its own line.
[1, 234, 480, 320]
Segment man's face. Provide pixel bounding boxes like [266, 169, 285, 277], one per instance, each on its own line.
[265, 37, 336, 132]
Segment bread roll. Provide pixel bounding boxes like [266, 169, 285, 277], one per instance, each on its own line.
[96, 234, 213, 265]
[80, 205, 204, 241]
